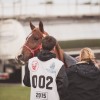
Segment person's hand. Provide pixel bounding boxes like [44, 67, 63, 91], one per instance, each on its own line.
[75, 56, 80, 62]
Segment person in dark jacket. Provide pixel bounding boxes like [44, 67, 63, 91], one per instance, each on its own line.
[66, 47, 100, 100]
[23, 36, 68, 100]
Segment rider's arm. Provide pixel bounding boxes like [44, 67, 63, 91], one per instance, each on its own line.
[56, 65, 68, 100]
[23, 63, 31, 87]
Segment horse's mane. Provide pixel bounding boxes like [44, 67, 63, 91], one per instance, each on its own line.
[55, 43, 64, 61]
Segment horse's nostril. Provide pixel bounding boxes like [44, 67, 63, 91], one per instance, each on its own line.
[15, 54, 25, 65]
[18, 54, 23, 59]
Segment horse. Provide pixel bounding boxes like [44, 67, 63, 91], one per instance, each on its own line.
[17, 21, 76, 67]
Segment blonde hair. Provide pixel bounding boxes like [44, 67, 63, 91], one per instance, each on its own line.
[79, 47, 100, 68]
[80, 47, 95, 62]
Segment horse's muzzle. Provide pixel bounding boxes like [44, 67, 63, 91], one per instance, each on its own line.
[16, 54, 25, 65]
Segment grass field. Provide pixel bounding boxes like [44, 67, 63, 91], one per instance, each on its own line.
[0, 84, 30, 100]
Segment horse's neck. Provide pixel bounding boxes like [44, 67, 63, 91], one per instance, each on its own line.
[55, 43, 68, 67]
[55, 43, 64, 62]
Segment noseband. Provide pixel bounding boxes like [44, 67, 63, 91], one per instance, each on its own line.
[23, 44, 42, 57]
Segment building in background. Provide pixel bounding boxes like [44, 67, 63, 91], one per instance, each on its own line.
[0, 0, 100, 19]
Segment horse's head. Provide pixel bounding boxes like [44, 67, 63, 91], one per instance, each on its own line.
[17, 21, 48, 64]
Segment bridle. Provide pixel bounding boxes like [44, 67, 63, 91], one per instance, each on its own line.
[23, 30, 47, 57]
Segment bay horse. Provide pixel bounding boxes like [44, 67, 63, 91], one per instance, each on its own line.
[17, 21, 76, 67]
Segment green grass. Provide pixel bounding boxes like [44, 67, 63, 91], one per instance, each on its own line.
[0, 84, 30, 100]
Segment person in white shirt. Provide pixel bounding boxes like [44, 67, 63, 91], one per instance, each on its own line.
[23, 35, 68, 100]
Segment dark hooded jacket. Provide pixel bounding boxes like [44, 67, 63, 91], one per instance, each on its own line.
[66, 62, 100, 100]
[23, 50, 68, 100]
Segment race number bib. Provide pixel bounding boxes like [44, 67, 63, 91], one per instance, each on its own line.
[32, 75, 53, 90]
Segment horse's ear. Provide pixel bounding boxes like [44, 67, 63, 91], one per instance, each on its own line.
[30, 21, 35, 30]
[39, 21, 44, 32]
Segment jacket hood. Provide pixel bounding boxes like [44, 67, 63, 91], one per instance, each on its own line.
[67, 63, 100, 80]
[37, 50, 56, 61]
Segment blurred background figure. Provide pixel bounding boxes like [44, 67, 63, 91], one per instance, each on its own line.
[0, 19, 26, 83]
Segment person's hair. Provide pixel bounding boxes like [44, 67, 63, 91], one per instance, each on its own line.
[80, 47, 95, 63]
[42, 36, 56, 51]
